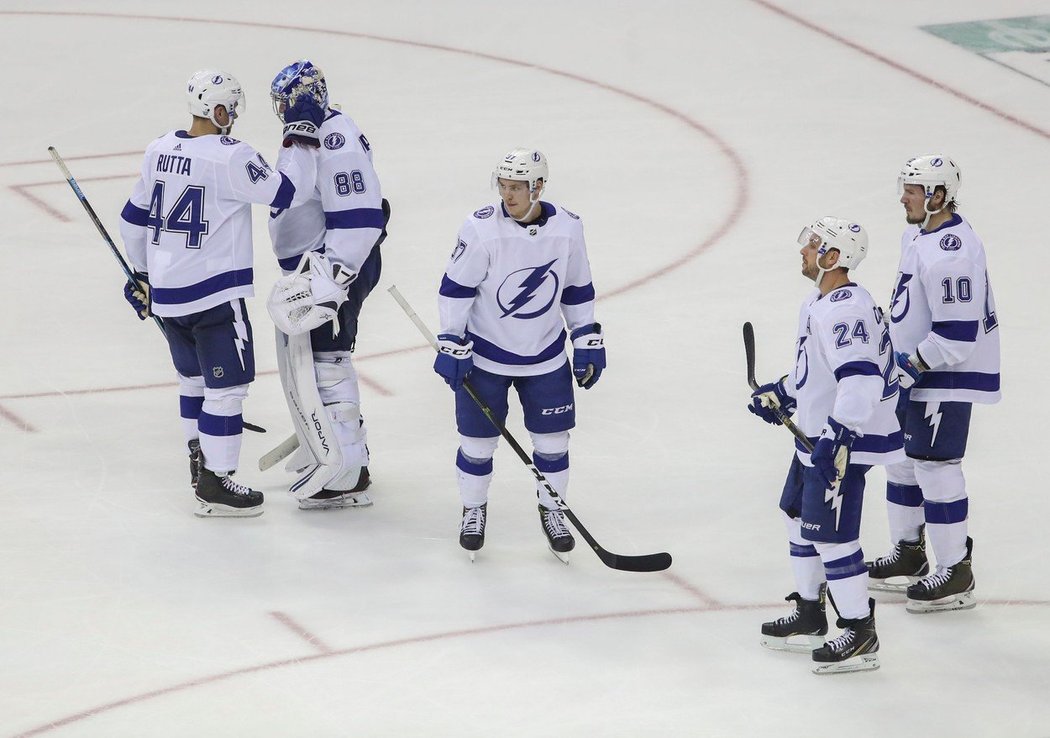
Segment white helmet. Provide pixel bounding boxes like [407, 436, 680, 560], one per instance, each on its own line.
[186, 70, 244, 132]
[798, 217, 868, 286]
[492, 148, 549, 195]
[898, 155, 961, 204]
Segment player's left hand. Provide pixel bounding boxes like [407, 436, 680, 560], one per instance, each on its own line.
[281, 89, 325, 148]
[123, 272, 151, 320]
[811, 417, 857, 489]
[571, 323, 605, 389]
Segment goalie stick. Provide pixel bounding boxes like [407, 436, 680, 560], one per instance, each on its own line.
[742, 321, 813, 452]
[389, 284, 672, 573]
[49, 146, 265, 434]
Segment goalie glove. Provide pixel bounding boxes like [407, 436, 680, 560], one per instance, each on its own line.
[570, 323, 606, 389]
[123, 271, 151, 320]
[747, 376, 796, 425]
[281, 87, 325, 148]
[811, 417, 857, 490]
[267, 252, 355, 335]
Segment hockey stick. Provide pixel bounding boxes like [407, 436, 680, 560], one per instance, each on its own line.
[259, 432, 299, 471]
[389, 285, 672, 573]
[742, 321, 812, 452]
[49, 146, 265, 434]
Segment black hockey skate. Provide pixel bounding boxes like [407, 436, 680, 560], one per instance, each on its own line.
[299, 467, 372, 510]
[812, 598, 880, 674]
[188, 439, 201, 489]
[539, 504, 575, 564]
[866, 526, 930, 592]
[194, 467, 264, 518]
[906, 537, 975, 614]
[760, 583, 828, 653]
[460, 504, 487, 560]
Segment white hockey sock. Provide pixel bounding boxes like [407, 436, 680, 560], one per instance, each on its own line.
[915, 459, 969, 568]
[814, 540, 869, 620]
[198, 385, 247, 475]
[178, 373, 205, 445]
[886, 460, 924, 544]
[532, 432, 569, 509]
[457, 436, 499, 508]
[783, 512, 824, 601]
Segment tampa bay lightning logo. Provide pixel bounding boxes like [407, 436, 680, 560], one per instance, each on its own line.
[794, 336, 809, 390]
[219, 136, 239, 145]
[830, 288, 852, 302]
[211, 75, 224, 85]
[497, 259, 559, 319]
[890, 272, 913, 323]
[473, 205, 494, 219]
[940, 234, 962, 251]
[451, 239, 466, 263]
[849, 224, 861, 232]
[324, 132, 345, 150]
[931, 157, 943, 167]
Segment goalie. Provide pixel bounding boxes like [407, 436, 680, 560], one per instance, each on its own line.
[266, 59, 390, 509]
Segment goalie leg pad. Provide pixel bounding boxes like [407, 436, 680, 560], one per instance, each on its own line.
[314, 352, 369, 489]
[276, 329, 343, 499]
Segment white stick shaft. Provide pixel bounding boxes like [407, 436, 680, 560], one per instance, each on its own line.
[387, 285, 439, 351]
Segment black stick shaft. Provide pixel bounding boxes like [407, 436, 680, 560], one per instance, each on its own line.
[742, 321, 813, 452]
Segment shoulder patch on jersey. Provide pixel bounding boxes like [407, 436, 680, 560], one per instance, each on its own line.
[219, 136, 239, 146]
[473, 205, 494, 219]
[829, 288, 852, 302]
[324, 132, 345, 150]
[939, 234, 962, 251]
[562, 208, 580, 220]
[451, 239, 467, 262]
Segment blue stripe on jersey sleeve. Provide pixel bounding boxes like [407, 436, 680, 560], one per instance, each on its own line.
[151, 268, 253, 305]
[798, 429, 903, 455]
[834, 360, 880, 381]
[560, 283, 595, 305]
[932, 320, 979, 342]
[439, 275, 478, 299]
[325, 207, 386, 230]
[270, 173, 295, 210]
[121, 200, 149, 226]
[468, 330, 567, 366]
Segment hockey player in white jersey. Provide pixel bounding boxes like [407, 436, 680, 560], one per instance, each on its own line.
[265, 60, 390, 510]
[434, 149, 606, 561]
[865, 156, 1001, 613]
[119, 69, 319, 517]
[748, 217, 904, 674]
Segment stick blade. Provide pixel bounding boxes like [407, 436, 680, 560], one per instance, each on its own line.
[599, 550, 673, 573]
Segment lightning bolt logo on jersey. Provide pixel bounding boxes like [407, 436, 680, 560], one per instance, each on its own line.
[438, 201, 597, 377]
[498, 260, 559, 318]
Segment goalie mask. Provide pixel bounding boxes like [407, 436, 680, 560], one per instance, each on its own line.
[271, 59, 329, 120]
[186, 70, 244, 134]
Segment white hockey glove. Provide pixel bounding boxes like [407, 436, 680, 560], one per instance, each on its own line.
[267, 252, 356, 336]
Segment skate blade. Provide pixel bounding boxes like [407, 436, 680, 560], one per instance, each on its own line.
[906, 590, 976, 614]
[548, 546, 571, 565]
[760, 634, 824, 653]
[194, 500, 264, 518]
[868, 577, 920, 593]
[812, 653, 880, 675]
[298, 492, 373, 510]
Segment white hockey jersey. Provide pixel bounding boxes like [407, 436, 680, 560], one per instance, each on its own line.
[120, 130, 314, 317]
[786, 284, 904, 467]
[439, 202, 597, 377]
[888, 214, 1000, 404]
[268, 109, 385, 274]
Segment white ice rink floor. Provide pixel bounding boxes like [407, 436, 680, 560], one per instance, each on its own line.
[2, 2, 1049, 736]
